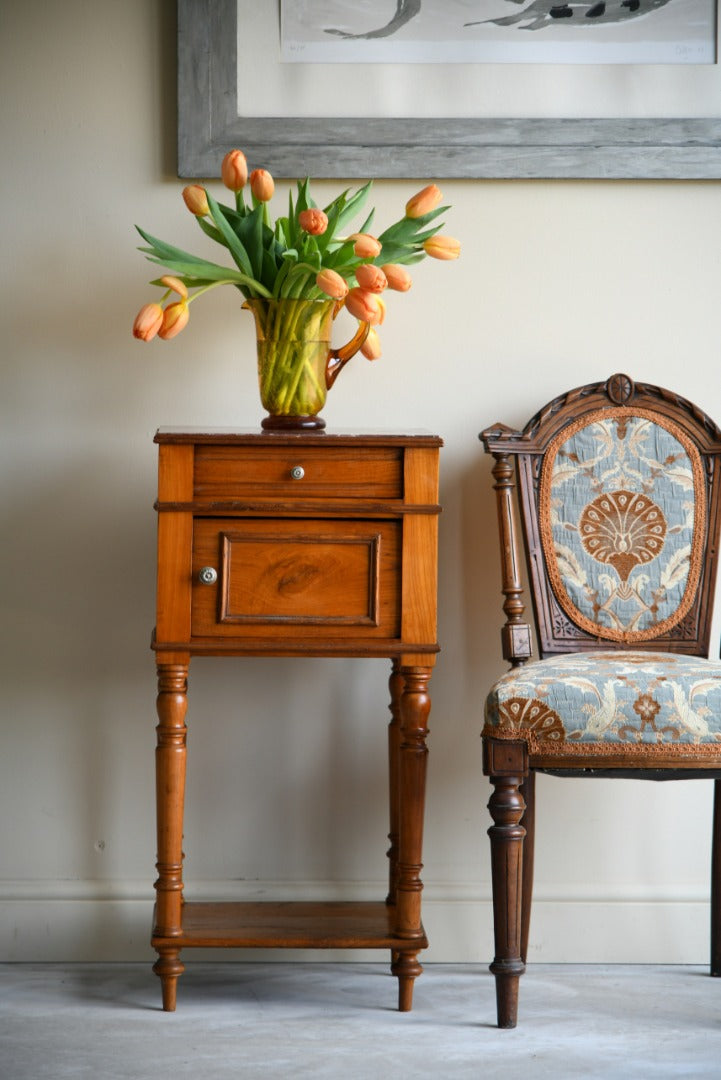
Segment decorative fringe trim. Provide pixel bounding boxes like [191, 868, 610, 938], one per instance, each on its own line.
[482, 723, 721, 766]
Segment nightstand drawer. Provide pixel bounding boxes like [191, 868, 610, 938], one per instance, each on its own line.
[193, 445, 403, 500]
[192, 518, 401, 639]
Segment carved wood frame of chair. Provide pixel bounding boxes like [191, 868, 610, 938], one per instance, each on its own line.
[480, 373, 721, 1028]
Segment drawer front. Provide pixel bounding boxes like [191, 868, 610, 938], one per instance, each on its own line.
[192, 518, 401, 639]
[193, 446, 403, 500]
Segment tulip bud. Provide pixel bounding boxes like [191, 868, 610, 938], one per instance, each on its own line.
[360, 328, 382, 361]
[132, 302, 164, 342]
[355, 263, 387, 294]
[182, 184, 209, 217]
[405, 184, 443, 219]
[345, 287, 382, 325]
[381, 264, 412, 292]
[423, 235, 461, 261]
[249, 168, 274, 202]
[221, 149, 248, 192]
[316, 268, 348, 300]
[298, 208, 329, 236]
[158, 300, 189, 340]
[160, 275, 188, 299]
[351, 233, 382, 259]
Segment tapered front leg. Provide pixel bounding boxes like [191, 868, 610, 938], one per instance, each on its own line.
[488, 771, 526, 1028]
[153, 662, 188, 1011]
[391, 665, 431, 1012]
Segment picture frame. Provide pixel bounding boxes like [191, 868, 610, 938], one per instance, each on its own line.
[177, 0, 721, 180]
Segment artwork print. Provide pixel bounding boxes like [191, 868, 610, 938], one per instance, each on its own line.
[280, 1, 717, 64]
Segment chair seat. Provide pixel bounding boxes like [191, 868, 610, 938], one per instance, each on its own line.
[484, 651, 721, 764]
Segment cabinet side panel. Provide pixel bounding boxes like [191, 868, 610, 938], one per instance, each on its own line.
[403, 447, 440, 506]
[401, 448, 440, 647]
[156, 445, 194, 645]
[401, 515, 439, 648]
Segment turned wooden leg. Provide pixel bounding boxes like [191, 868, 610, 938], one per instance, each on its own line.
[712, 779, 721, 976]
[386, 661, 403, 908]
[391, 665, 431, 1012]
[484, 739, 528, 1029]
[153, 662, 188, 1011]
[153, 948, 185, 1012]
[520, 771, 536, 965]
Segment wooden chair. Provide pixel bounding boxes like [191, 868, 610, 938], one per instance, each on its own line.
[480, 373, 721, 1028]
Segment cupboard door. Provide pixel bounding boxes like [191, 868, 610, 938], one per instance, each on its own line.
[192, 518, 402, 640]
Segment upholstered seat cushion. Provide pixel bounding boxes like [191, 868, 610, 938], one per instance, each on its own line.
[484, 652, 721, 761]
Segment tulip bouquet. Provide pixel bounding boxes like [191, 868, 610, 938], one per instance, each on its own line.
[134, 148, 459, 353]
[133, 149, 459, 424]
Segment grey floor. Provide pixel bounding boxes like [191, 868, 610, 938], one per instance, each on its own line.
[2, 962, 721, 1079]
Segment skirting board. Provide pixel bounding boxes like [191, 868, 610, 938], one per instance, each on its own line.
[0, 881, 710, 964]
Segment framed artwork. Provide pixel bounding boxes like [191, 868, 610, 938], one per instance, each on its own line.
[177, 0, 721, 179]
[279, 2, 715, 65]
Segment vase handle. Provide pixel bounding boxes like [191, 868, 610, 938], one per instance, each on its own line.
[326, 319, 371, 390]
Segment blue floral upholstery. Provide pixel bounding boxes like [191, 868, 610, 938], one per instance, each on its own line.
[485, 652, 721, 761]
[540, 409, 705, 643]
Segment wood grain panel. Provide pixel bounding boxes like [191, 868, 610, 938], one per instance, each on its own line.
[192, 517, 401, 638]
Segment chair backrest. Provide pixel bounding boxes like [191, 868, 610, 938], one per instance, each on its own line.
[481, 374, 721, 661]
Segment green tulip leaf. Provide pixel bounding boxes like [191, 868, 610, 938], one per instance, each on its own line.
[377, 206, 448, 247]
[196, 217, 226, 247]
[205, 191, 254, 278]
[233, 202, 265, 281]
[334, 180, 373, 233]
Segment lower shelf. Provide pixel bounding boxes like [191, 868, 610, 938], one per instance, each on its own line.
[152, 901, 428, 952]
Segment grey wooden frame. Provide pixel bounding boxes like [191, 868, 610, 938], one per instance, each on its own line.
[178, 0, 721, 180]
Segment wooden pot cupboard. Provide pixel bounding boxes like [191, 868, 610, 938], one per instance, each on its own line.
[151, 429, 442, 1011]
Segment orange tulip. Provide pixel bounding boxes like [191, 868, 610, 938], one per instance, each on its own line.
[158, 300, 189, 340]
[345, 287, 382, 325]
[381, 264, 412, 292]
[423, 235, 461, 261]
[351, 233, 382, 259]
[299, 208, 329, 235]
[182, 184, 209, 217]
[360, 328, 382, 361]
[160, 275, 188, 299]
[405, 184, 443, 219]
[249, 168, 274, 202]
[316, 268, 348, 300]
[355, 263, 387, 293]
[132, 302, 164, 342]
[221, 149, 248, 192]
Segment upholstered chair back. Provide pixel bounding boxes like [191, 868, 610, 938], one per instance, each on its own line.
[484, 374, 721, 660]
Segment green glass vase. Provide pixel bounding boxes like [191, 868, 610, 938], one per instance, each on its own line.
[244, 298, 370, 430]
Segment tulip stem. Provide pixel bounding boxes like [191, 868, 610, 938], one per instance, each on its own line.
[185, 277, 272, 304]
[248, 299, 333, 417]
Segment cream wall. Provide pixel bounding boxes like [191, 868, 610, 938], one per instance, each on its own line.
[2, 1, 721, 966]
